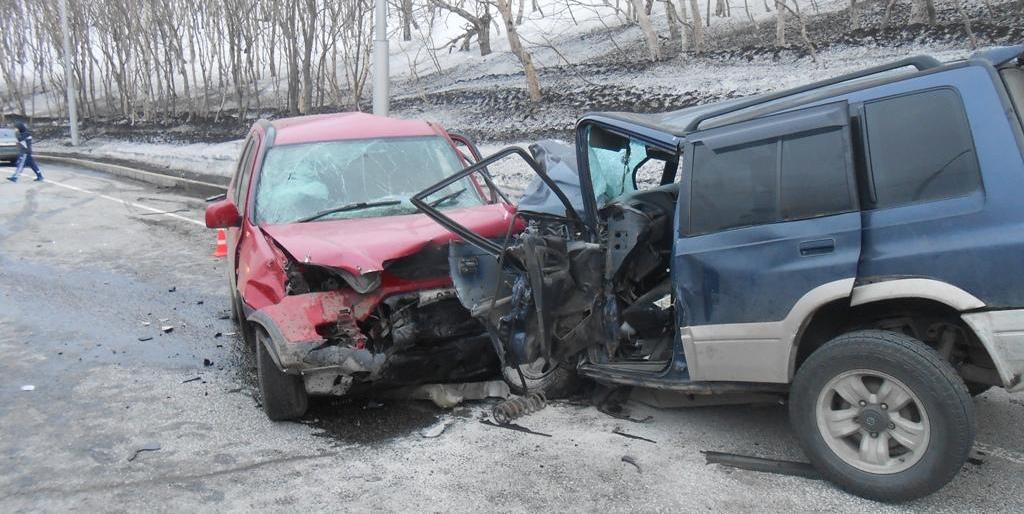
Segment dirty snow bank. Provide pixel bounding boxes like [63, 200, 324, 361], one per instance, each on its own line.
[37, 138, 243, 178]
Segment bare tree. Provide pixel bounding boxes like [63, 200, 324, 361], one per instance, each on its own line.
[629, 0, 662, 61]
[910, 0, 937, 26]
[689, 0, 705, 53]
[431, 0, 494, 56]
[494, 0, 542, 102]
[664, 0, 684, 52]
[775, 0, 787, 46]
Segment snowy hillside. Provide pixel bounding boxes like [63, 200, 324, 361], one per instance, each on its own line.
[23, 0, 1023, 183]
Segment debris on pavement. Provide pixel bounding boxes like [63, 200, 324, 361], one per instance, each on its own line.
[381, 380, 510, 409]
[703, 451, 822, 480]
[140, 321, 150, 327]
[214, 332, 223, 338]
[168, 286, 176, 292]
[491, 392, 547, 425]
[20, 384, 35, 391]
[127, 442, 162, 462]
[217, 312, 230, 320]
[480, 419, 551, 437]
[621, 455, 642, 473]
[630, 388, 783, 409]
[181, 377, 201, 384]
[594, 387, 652, 424]
[420, 417, 454, 438]
[137, 336, 153, 342]
[161, 325, 174, 333]
[611, 427, 657, 444]
[203, 358, 214, 367]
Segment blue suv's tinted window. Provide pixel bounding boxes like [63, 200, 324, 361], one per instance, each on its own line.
[689, 126, 852, 234]
[864, 89, 981, 208]
[690, 140, 778, 234]
[781, 128, 854, 220]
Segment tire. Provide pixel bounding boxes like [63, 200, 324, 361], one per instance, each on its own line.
[789, 330, 974, 503]
[255, 328, 309, 421]
[501, 359, 579, 399]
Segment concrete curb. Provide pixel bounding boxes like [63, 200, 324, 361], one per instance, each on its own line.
[35, 153, 228, 197]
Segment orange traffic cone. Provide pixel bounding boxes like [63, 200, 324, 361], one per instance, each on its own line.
[212, 229, 227, 258]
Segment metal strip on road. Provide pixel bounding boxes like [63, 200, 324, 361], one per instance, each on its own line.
[43, 179, 205, 227]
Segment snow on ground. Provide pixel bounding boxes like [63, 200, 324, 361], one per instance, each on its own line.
[25, 0, 1021, 185]
[37, 138, 243, 178]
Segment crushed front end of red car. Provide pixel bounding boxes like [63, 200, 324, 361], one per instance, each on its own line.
[242, 203, 516, 397]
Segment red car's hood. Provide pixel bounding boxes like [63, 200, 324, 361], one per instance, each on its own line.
[260, 203, 514, 277]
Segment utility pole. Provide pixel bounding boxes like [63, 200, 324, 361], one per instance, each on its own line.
[59, 0, 79, 146]
[372, 0, 389, 116]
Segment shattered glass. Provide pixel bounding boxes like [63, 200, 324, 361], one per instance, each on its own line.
[586, 129, 649, 206]
[255, 136, 483, 224]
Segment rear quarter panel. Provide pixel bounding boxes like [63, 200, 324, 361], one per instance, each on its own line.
[799, 66, 1024, 308]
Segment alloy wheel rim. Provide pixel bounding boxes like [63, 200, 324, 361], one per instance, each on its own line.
[815, 369, 930, 474]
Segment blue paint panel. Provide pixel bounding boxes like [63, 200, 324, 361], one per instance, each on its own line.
[791, 66, 1024, 308]
[674, 213, 861, 325]
[856, 70, 1024, 308]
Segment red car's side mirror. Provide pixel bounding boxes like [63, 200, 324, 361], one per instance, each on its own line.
[206, 198, 241, 228]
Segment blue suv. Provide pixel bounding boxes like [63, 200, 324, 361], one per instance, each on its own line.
[413, 45, 1024, 501]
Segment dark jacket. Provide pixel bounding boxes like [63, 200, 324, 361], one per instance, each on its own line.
[15, 123, 32, 156]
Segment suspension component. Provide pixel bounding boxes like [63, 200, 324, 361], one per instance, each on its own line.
[491, 392, 547, 425]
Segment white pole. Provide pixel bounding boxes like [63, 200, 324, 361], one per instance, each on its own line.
[59, 0, 79, 146]
[372, 0, 389, 116]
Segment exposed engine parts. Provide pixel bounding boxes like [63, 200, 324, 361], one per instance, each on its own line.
[491, 392, 547, 425]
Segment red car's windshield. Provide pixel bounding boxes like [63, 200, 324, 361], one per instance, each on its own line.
[254, 135, 483, 224]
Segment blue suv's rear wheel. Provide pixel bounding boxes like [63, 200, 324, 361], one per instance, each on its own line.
[790, 330, 974, 502]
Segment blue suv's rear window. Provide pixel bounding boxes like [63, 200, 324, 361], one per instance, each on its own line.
[863, 89, 981, 208]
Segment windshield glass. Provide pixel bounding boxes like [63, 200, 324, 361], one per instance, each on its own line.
[585, 125, 655, 206]
[254, 136, 482, 224]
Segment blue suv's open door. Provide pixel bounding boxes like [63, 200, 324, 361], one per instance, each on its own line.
[675, 102, 861, 383]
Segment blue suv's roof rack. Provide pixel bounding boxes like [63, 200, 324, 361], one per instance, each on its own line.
[968, 44, 1024, 67]
[682, 55, 942, 133]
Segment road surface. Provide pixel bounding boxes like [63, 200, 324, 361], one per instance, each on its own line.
[2, 163, 1024, 512]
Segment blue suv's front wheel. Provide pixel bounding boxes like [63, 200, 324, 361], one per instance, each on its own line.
[789, 330, 975, 502]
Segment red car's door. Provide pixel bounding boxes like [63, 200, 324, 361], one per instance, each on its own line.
[229, 131, 263, 311]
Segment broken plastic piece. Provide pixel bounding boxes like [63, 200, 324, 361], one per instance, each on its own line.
[127, 442, 162, 462]
[621, 455, 642, 473]
[161, 326, 174, 333]
[384, 381, 511, 409]
[420, 418, 454, 438]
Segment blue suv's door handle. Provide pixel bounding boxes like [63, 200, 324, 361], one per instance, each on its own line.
[799, 239, 836, 256]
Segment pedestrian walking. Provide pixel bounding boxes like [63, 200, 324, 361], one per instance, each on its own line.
[7, 121, 42, 182]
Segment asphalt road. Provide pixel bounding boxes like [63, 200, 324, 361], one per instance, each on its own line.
[2, 163, 1024, 512]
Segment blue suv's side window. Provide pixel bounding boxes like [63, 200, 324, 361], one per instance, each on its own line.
[862, 88, 982, 208]
[688, 122, 855, 235]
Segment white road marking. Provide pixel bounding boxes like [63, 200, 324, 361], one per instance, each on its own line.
[43, 179, 205, 227]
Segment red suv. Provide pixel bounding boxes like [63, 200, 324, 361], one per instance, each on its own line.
[206, 112, 513, 420]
